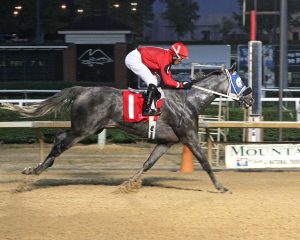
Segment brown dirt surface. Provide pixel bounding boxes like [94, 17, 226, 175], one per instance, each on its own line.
[0, 143, 300, 240]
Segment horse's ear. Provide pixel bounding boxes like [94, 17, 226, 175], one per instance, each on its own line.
[229, 62, 237, 73]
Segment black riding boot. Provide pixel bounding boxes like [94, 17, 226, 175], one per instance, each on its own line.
[142, 84, 161, 116]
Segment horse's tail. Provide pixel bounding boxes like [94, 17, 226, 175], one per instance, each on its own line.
[1, 86, 85, 117]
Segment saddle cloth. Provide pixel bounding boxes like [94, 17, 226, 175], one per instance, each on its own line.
[123, 90, 163, 123]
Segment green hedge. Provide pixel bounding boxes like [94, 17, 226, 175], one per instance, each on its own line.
[1, 81, 300, 143]
[1, 103, 300, 144]
[0, 108, 140, 144]
[202, 101, 300, 142]
[0, 81, 139, 144]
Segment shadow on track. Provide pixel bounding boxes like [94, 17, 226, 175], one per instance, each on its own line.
[14, 175, 206, 193]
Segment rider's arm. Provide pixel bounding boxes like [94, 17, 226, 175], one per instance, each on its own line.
[160, 64, 182, 88]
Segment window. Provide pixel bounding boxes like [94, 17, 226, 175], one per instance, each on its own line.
[0, 50, 63, 82]
[201, 31, 210, 41]
[293, 32, 299, 40]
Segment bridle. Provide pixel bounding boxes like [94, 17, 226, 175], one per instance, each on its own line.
[191, 69, 250, 102]
[178, 69, 252, 127]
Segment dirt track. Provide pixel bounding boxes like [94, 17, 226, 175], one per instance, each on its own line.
[1, 143, 300, 240]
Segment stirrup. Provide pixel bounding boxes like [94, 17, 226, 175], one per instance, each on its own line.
[142, 108, 161, 116]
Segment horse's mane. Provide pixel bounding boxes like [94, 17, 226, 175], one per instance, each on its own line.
[192, 70, 223, 83]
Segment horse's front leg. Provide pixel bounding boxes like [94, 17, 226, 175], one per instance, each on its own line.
[182, 133, 229, 193]
[116, 143, 173, 193]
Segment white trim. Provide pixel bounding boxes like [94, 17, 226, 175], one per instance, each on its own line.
[148, 116, 157, 139]
[172, 45, 181, 59]
[128, 94, 134, 119]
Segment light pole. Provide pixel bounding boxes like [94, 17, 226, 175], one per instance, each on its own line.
[35, 0, 43, 44]
[243, 0, 286, 142]
[279, 0, 288, 141]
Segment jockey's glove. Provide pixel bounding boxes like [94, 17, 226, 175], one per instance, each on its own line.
[180, 81, 193, 89]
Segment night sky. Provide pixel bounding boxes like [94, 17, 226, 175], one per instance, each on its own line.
[152, 0, 240, 14]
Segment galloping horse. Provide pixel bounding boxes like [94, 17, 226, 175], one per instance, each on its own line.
[2, 63, 253, 193]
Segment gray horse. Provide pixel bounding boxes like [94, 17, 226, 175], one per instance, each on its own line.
[2, 63, 253, 193]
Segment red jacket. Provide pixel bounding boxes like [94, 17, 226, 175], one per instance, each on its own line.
[137, 46, 180, 88]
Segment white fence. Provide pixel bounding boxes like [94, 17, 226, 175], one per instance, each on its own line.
[0, 99, 44, 106]
[0, 89, 60, 97]
[212, 97, 300, 121]
[1, 97, 300, 115]
[1, 88, 300, 120]
[0, 90, 60, 94]
[0, 89, 60, 106]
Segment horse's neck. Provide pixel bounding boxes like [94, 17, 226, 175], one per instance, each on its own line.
[188, 74, 228, 114]
[195, 74, 228, 93]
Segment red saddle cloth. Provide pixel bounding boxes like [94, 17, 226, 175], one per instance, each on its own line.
[123, 90, 163, 123]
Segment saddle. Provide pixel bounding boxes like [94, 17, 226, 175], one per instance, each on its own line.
[123, 88, 163, 123]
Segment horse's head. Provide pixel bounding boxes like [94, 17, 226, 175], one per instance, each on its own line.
[226, 63, 254, 109]
[190, 63, 254, 109]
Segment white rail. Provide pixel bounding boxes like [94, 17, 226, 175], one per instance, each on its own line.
[0, 99, 44, 106]
[0, 89, 60, 99]
[0, 90, 60, 93]
[2, 97, 300, 108]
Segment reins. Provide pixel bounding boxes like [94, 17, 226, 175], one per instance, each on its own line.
[191, 69, 239, 101]
[191, 85, 239, 101]
[177, 69, 243, 127]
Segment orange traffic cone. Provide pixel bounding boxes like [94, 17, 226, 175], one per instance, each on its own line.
[180, 145, 194, 173]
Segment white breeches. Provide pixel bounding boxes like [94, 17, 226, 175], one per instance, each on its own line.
[125, 49, 159, 86]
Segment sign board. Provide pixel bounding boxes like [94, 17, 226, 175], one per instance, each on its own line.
[225, 144, 300, 169]
[77, 44, 114, 82]
[238, 44, 300, 88]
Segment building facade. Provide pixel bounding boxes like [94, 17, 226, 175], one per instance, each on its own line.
[0, 15, 135, 89]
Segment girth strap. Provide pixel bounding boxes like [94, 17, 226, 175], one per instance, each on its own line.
[148, 116, 157, 139]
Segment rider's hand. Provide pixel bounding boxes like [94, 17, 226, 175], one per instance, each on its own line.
[180, 81, 193, 89]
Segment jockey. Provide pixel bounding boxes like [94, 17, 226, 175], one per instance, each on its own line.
[125, 42, 192, 116]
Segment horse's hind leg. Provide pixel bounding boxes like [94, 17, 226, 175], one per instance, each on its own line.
[116, 143, 173, 193]
[22, 129, 94, 175]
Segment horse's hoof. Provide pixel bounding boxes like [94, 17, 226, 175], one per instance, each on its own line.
[21, 167, 31, 175]
[219, 187, 231, 194]
[114, 178, 142, 194]
[21, 167, 39, 175]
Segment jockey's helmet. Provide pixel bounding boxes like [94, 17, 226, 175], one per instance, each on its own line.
[170, 42, 189, 60]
